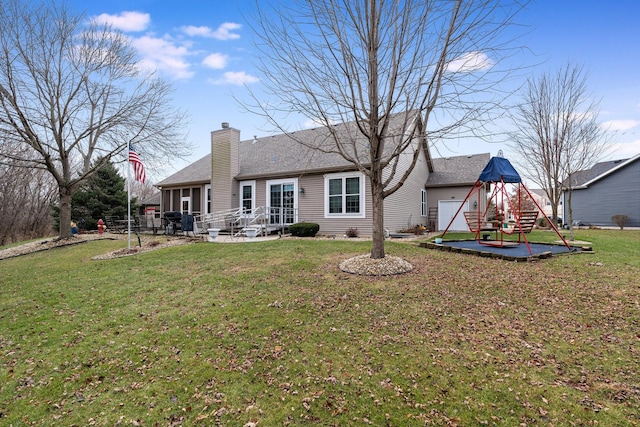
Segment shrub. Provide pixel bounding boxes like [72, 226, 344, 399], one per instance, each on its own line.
[611, 214, 628, 230]
[399, 225, 427, 235]
[289, 222, 319, 237]
[345, 227, 359, 238]
[536, 217, 550, 228]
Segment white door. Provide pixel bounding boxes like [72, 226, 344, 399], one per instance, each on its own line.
[181, 197, 191, 215]
[438, 200, 469, 231]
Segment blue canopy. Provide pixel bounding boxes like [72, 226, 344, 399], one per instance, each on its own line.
[478, 156, 522, 183]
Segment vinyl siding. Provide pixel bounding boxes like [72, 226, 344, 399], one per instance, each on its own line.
[565, 159, 640, 227]
[251, 173, 373, 236]
[315, 173, 372, 236]
[211, 127, 240, 211]
[384, 143, 430, 233]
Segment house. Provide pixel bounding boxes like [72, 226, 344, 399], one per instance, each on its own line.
[156, 114, 489, 235]
[425, 154, 491, 231]
[561, 154, 640, 228]
[137, 192, 161, 229]
[529, 188, 561, 219]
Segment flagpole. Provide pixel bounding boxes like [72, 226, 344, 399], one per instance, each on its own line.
[127, 144, 131, 250]
[127, 143, 145, 248]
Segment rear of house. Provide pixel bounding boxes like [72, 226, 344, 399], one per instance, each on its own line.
[212, 113, 432, 236]
[156, 114, 493, 236]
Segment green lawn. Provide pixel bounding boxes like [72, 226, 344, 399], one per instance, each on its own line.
[1, 230, 639, 426]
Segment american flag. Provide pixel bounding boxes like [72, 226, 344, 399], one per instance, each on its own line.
[128, 143, 146, 183]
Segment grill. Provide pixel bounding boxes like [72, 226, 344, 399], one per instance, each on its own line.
[163, 211, 182, 234]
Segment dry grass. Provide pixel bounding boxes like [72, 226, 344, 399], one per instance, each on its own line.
[0, 229, 638, 426]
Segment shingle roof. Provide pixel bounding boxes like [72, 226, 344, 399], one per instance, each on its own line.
[156, 153, 212, 187]
[139, 192, 161, 206]
[529, 188, 547, 197]
[156, 112, 416, 187]
[425, 153, 490, 187]
[237, 130, 352, 178]
[156, 111, 423, 185]
[565, 157, 633, 188]
[236, 110, 420, 178]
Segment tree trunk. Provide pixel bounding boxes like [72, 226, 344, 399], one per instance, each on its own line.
[567, 189, 575, 241]
[58, 186, 73, 239]
[370, 179, 385, 259]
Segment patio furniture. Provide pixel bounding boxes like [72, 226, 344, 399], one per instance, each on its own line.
[105, 216, 125, 233]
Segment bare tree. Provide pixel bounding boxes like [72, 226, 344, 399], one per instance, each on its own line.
[0, 1, 188, 239]
[0, 152, 57, 245]
[509, 63, 609, 240]
[130, 180, 159, 202]
[249, 0, 526, 259]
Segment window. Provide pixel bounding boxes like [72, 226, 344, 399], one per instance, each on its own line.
[324, 172, 365, 218]
[421, 189, 427, 217]
[192, 188, 201, 214]
[242, 185, 252, 212]
[205, 185, 211, 215]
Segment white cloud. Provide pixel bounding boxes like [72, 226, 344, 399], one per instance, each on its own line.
[202, 53, 229, 69]
[601, 119, 640, 132]
[182, 22, 241, 40]
[182, 25, 212, 37]
[446, 51, 493, 73]
[91, 11, 150, 32]
[132, 36, 193, 79]
[604, 139, 640, 159]
[88, 14, 245, 81]
[212, 71, 259, 85]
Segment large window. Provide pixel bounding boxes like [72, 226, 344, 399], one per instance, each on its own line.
[421, 189, 427, 217]
[324, 172, 365, 218]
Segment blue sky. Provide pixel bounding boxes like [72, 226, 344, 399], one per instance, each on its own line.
[67, 0, 640, 181]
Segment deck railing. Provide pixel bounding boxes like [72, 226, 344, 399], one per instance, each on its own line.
[195, 206, 297, 235]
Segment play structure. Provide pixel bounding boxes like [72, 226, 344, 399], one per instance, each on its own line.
[441, 153, 571, 254]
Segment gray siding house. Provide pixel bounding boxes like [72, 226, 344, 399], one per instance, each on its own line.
[562, 154, 640, 228]
[156, 114, 489, 236]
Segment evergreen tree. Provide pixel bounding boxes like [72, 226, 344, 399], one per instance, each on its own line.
[52, 159, 136, 230]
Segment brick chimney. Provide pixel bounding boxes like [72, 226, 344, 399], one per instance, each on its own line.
[211, 123, 240, 212]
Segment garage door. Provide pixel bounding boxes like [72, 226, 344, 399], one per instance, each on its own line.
[438, 200, 469, 231]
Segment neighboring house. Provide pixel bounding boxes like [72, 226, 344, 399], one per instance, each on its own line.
[529, 188, 561, 219]
[562, 154, 640, 227]
[137, 192, 161, 229]
[156, 114, 489, 235]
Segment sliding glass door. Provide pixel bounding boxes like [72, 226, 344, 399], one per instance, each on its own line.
[268, 179, 297, 225]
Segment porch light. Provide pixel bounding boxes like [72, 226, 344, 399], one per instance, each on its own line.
[299, 187, 305, 194]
